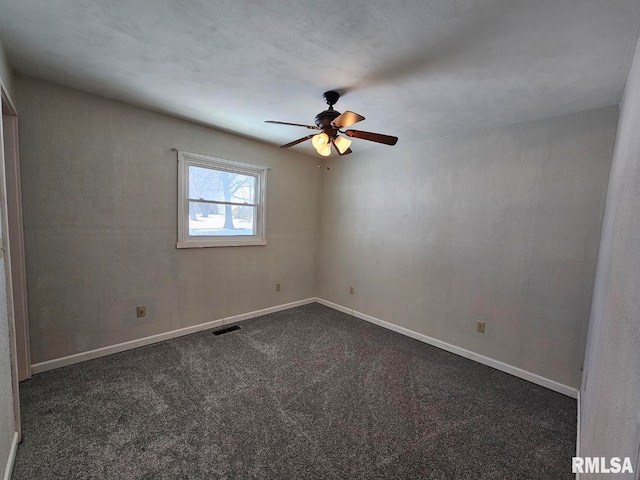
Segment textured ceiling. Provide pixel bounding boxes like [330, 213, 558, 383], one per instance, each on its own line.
[1, 0, 639, 152]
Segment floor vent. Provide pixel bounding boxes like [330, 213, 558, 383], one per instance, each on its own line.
[212, 325, 241, 336]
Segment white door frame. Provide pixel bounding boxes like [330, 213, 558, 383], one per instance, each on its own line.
[0, 85, 22, 442]
[2, 90, 30, 382]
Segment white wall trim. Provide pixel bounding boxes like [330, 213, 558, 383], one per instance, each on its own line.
[316, 297, 352, 315]
[2, 431, 18, 480]
[316, 297, 579, 399]
[31, 298, 316, 374]
[575, 390, 581, 480]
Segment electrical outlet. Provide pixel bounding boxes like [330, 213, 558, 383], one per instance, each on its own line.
[136, 306, 146, 318]
[349, 287, 355, 295]
[477, 321, 485, 333]
[276, 283, 281, 292]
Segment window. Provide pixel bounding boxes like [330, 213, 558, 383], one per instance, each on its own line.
[177, 151, 267, 248]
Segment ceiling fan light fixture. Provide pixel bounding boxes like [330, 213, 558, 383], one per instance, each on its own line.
[318, 145, 331, 156]
[312, 132, 329, 150]
[334, 135, 352, 154]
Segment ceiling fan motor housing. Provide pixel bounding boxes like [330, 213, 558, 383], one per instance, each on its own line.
[316, 90, 341, 135]
[315, 109, 341, 133]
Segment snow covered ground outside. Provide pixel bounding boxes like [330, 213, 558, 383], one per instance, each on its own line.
[189, 213, 253, 236]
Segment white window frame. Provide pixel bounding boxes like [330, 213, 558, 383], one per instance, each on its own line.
[177, 151, 268, 248]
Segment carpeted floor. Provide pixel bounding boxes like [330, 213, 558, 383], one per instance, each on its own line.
[12, 303, 576, 479]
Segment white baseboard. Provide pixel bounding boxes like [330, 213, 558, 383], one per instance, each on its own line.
[2, 431, 18, 480]
[31, 298, 316, 374]
[316, 297, 579, 399]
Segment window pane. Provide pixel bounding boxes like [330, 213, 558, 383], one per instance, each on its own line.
[188, 166, 256, 204]
[178, 152, 267, 248]
[189, 202, 255, 236]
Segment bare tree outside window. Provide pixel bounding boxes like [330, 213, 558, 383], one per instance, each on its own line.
[188, 166, 256, 235]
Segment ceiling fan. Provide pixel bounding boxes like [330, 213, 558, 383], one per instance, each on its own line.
[265, 91, 398, 156]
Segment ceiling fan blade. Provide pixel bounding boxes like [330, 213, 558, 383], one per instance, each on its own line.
[331, 138, 353, 156]
[279, 135, 315, 148]
[265, 120, 320, 130]
[345, 129, 398, 146]
[332, 111, 365, 128]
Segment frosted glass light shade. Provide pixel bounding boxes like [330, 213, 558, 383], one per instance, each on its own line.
[334, 136, 352, 154]
[318, 145, 331, 156]
[312, 133, 329, 149]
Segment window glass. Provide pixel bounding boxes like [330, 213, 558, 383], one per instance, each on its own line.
[178, 152, 267, 248]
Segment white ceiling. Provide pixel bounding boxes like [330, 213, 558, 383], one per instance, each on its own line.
[1, 0, 639, 152]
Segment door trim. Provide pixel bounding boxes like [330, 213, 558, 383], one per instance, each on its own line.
[0, 85, 22, 442]
[2, 93, 30, 381]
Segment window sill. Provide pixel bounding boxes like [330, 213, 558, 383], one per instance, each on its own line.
[176, 239, 267, 248]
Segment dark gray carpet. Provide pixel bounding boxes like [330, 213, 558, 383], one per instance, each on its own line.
[12, 303, 576, 479]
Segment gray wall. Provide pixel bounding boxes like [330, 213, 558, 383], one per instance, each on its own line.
[0, 37, 13, 98]
[16, 76, 320, 364]
[317, 107, 618, 389]
[0, 37, 15, 478]
[580, 38, 640, 478]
